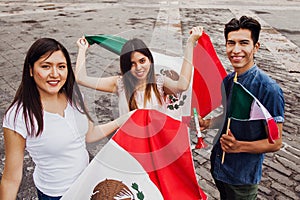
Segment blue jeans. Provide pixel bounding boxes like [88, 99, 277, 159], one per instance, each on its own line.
[36, 188, 62, 200]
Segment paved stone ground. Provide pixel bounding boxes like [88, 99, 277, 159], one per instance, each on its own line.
[0, 1, 299, 200]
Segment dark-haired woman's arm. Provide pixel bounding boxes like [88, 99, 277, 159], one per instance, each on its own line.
[0, 128, 26, 200]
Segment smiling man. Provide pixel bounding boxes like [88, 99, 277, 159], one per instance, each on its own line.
[197, 16, 285, 199]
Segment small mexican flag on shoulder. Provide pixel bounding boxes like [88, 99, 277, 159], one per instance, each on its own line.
[229, 77, 279, 144]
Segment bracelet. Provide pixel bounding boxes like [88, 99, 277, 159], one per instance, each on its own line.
[187, 40, 196, 45]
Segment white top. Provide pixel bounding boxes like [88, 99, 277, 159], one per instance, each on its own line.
[3, 102, 89, 196]
[116, 75, 167, 116]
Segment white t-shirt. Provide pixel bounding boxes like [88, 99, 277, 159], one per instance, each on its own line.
[3, 102, 89, 196]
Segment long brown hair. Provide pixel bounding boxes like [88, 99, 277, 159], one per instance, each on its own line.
[120, 38, 162, 110]
[5, 38, 92, 137]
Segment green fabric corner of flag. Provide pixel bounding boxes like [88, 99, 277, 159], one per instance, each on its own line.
[84, 34, 128, 55]
[229, 82, 253, 119]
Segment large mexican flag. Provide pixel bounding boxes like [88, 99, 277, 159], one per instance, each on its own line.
[84, 33, 227, 119]
[61, 109, 206, 200]
[229, 81, 279, 143]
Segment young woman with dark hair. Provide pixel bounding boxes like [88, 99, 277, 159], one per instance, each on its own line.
[0, 38, 131, 200]
[75, 27, 203, 116]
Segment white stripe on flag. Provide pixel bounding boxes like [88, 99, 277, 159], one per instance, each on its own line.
[61, 140, 163, 200]
[250, 97, 273, 121]
[153, 52, 193, 120]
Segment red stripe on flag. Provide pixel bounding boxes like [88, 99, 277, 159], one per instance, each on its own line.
[114, 109, 207, 200]
[266, 118, 279, 144]
[192, 32, 227, 117]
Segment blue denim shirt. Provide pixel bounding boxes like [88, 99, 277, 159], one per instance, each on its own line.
[211, 65, 285, 185]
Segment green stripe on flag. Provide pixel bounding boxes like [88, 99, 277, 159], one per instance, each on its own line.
[229, 82, 253, 119]
[85, 34, 128, 55]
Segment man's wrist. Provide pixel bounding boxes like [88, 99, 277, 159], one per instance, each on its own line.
[205, 119, 211, 129]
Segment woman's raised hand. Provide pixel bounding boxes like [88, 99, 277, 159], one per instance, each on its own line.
[188, 26, 204, 44]
[76, 37, 89, 51]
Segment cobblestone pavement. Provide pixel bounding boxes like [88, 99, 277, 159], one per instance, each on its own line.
[0, 1, 299, 199]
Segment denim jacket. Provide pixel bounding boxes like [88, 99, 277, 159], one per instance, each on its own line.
[211, 65, 285, 185]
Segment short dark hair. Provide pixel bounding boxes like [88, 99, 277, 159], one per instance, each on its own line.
[224, 16, 261, 45]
